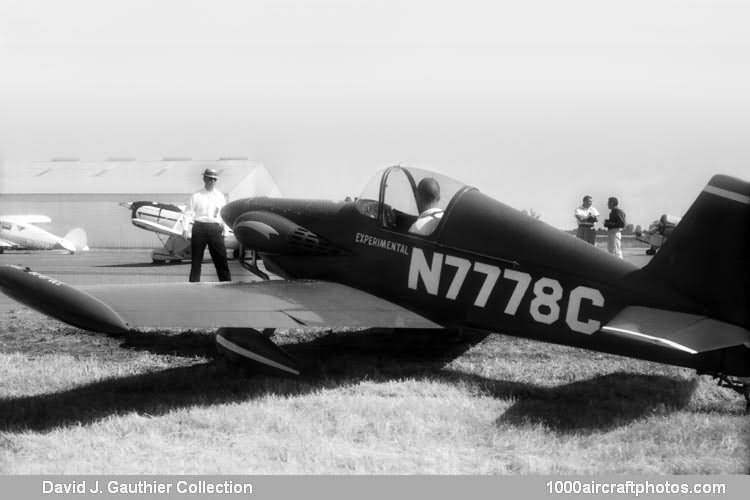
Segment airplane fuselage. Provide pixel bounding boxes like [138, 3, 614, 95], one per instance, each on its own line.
[0, 222, 72, 251]
[222, 190, 746, 376]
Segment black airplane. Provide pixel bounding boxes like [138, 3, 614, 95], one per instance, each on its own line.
[0, 166, 748, 407]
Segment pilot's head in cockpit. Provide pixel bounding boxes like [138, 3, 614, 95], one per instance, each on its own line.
[416, 177, 440, 214]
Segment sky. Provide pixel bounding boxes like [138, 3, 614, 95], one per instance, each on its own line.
[1, 0, 749, 229]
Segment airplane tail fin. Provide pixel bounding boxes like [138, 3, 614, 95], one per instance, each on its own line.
[63, 228, 89, 252]
[645, 175, 749, 328]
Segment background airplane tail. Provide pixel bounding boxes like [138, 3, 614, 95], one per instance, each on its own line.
[63, 228, 89, 252]
[645, 175, 749, 328]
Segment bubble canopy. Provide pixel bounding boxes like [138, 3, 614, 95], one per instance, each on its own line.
[355, 166, 473, 233]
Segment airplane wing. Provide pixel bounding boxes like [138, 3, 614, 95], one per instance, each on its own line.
[0, 265, 440, 334]
[1, 215, 51, 225]
[131, 218, 184, 237]
[0, 238, 17, 248]
[601, 306, 750, 354]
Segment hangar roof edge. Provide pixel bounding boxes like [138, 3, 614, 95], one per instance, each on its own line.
[1, 160, 273, 195]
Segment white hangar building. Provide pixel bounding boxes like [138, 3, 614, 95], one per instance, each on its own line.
[0, 158, 281, 248]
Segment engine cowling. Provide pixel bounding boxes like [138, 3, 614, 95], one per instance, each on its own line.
[233, 211, 341, 255]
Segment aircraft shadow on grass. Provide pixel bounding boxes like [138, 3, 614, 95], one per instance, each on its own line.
[0, 329, 702, 434]
[491, 373, 697, 433]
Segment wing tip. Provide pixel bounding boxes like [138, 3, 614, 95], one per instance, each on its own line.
[0, 265, 129, 334]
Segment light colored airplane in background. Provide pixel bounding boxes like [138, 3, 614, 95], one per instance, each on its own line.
[635, 214, 682, 255]
[121, 201, 240, 263]
[0, 215, 89, 254]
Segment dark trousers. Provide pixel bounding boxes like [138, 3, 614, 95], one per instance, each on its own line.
[576, 225, 597, 245]
[189, 222, 231, 282]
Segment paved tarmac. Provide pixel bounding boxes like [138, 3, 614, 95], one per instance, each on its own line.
[0, 246, 653, 313]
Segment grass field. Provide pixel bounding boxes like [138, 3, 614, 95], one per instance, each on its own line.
[0, 305, 747, 474]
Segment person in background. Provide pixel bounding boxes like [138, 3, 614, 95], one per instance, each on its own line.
[604, 196, 626, 259]
[183, 168, 232, 282]
[574, 195, 599, 245]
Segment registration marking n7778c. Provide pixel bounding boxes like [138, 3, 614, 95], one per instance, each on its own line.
[408, 248, 605, 334]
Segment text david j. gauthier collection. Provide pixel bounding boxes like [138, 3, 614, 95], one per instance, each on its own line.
[42, 479, 253, 495]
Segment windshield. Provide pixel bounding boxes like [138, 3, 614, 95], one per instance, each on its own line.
[355, 166, 468, 234]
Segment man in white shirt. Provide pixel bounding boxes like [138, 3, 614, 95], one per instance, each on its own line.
[574, 195, 599, 245]
[409, 177, 444, 236]
[184, 168, 231, 282]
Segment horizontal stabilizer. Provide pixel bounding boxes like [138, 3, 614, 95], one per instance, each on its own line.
[602, 306, 750, 354]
